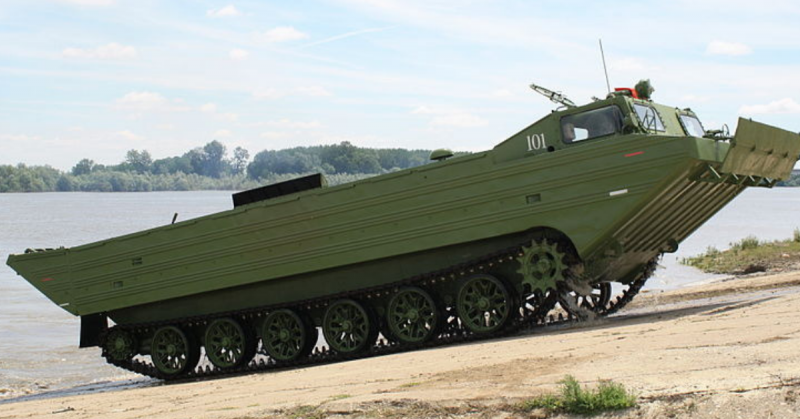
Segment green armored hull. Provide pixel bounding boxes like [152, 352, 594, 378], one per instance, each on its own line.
[8, 85, 800, 378]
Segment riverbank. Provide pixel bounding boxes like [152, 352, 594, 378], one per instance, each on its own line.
[2, 270, 800, 418]
[681, 233, 800, 274]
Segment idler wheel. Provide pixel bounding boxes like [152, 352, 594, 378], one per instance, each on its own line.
[262, 309, 317, 362]
[151, 325, 200, 377]
[456, 274, 515, 334]
[386, 287, 440, 344]
[323, 299, 377, 354]
[204, 317, 255, 369]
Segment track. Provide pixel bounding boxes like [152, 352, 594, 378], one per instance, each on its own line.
[102, 243, 658, 381]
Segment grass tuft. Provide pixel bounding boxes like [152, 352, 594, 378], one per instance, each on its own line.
[518, 375, 637, 415]
[730, 235, 760, 252]
[284, 405, 325, 419]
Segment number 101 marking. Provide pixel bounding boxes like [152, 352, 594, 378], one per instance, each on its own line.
[526, 133, 546, 151]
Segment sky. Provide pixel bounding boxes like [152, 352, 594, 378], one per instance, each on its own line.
[2, 0, 800, 171]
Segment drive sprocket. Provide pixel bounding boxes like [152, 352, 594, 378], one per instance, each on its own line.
[516, 239, 567, 294]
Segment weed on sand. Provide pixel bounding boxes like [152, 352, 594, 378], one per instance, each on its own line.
[518, 375, 637, 415]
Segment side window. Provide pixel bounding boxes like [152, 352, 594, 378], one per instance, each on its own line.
[561, 106, 623, 144]
[679, 114, 705, 137]
[633, 103, 665, 132]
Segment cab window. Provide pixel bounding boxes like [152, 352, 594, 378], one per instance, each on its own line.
[633, 103, 665, 132]
[561, 106, 623, 143]
[679, 114, 705, 137]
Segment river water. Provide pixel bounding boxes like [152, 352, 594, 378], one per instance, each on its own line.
[1, 188, 799, 399]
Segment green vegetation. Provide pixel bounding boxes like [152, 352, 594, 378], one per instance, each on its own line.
[682, 231, 800, 274]
[283, 405, 325, 419]
[0, 141, 440, 192]
[517, 375, 637, 415]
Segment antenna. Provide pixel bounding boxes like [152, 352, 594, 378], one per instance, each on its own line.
[599, 39, 611, 93]
[529, 83, 576, 108]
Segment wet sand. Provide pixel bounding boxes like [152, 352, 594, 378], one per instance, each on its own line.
[2, 271, 800, 418]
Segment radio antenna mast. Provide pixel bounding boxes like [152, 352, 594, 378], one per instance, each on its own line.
[599, 39, 611, 93]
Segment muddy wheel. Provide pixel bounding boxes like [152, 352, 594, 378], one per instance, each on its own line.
[523, 289, 558, 320]
[323, 299, 376, 354]
[262, 309, 315, 362]
[104, 328, 137, 362]
[386, 287, 440, 344]
[151, 325, 200, 377]
[204, 318, 255, 369]
[558, 283, 612, 316]
[456, 274, 514, 334]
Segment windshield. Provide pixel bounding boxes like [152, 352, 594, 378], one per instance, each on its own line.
[679, 114, 705, 137]
[633, 103, 665, 132]
[561, 106, 623, 143]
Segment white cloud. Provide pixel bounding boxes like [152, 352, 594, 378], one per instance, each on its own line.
[296, 86, 332, 97]
[611, 57, 648, 71]
[156, 123, 175, 130]
[206, 5, 242, 17]
[116, 91, 167, 107]
[430, 113, 488, 128]
[491, 89, 513, 98]
[229, 48, 249, 60]
[412, 106, 488, 128]
[214, 129, 232, 138]
[260, 131, 286, 140]
[115, 91, 189, 113]
[262, 119, 322, 129]
[115, 130, 143, 141]
[200, 102, 217, 113]
[220, 112, 239, 122]
[739, 98, 800, 115]
[53, 0, 114, 6]
[252, 88, 283, 100]
[0, 133, 40, 142]
[706, 40, 752, 56]
[301, 26, 395, 48]
[252, 86, 332, 99]
[411, 106, 434, 115]
[680, 94, 711, 103]
[62, 43, 137, 60]
[256, 26, 309, 43]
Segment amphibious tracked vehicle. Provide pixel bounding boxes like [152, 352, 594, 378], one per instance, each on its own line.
[8, 81, 800, 379]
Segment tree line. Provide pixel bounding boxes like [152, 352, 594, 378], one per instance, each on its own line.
[0, 141, 436, 192]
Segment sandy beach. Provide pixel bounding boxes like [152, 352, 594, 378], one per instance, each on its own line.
[2, 271, 800, 419]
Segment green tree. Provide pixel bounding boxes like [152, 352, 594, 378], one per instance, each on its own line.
[56, 175, 74, 191]
[72, 158, 96, 176]
[232, 146, 250, 175]
[203, 140, 228, 178]
[125, 149, 153, 173]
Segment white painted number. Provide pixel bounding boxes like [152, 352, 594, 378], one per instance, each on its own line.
[526, 133, 547, 151]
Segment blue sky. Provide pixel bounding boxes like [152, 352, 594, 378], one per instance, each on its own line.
[2, 0, 800, 170]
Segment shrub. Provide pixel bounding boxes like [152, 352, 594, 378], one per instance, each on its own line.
[518, 375, 637, 415]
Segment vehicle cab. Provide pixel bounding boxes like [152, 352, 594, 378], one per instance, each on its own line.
[492, 83, 709, 164]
